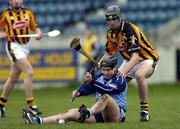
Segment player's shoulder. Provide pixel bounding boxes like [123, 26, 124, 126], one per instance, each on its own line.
[106, 28, 113, 36]
[22, 7, 34, 13]
[123, 21, 133, 29]
[125, 21, 140, 29]
[0, 8, 11, 16]
[123, 20, 140, 33]
[94, 73, 103, 80]
[107, 28, 112, 33]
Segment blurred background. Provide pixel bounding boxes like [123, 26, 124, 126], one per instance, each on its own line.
[0, 0, 180, 87]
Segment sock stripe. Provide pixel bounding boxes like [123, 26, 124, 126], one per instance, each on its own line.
[0, 97, 7, 107]
[26, 97, 34, 101]
[27, 100, 33, 104]
[140, 102, 148, 105]
[0, 102, 5, 107]
[0, 97, 7, 103]
[141, 105, 148, 108]
[26, 97, 36, 107]
[140, 102, 149, 111]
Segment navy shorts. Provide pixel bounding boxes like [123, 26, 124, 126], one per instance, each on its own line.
[94, 113, 104, 123]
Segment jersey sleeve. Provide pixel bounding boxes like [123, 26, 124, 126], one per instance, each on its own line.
[0, 11, 6, 29]
[78, 83, 96, 96]
[124, 22, 141, 54]
[105, 32, 118, 55]
[29, 10, 38, 32]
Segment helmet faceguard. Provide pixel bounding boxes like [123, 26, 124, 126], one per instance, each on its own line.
[100, 56, 118, 69]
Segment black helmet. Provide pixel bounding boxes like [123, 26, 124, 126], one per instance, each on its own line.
[105, 5, 122, 21]
[100, 56, 118, 68]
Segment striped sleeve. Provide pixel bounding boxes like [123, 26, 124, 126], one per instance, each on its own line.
[0, 11, 6, 29]
[78, 83, 95, 96]
[28, 10, 38, 32]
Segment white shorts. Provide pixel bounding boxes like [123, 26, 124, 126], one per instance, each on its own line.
[119, 59, 156, 79]
[6, 42, 30, 63]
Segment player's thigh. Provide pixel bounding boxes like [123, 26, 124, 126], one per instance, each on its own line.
[102, 95, 120, 122]
[135, 62, 154, 78]
[6, 42, 29, 63]
[15, 58, 33, 73]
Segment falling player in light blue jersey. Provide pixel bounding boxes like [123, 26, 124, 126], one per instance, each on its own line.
[22, 55, 127, 124]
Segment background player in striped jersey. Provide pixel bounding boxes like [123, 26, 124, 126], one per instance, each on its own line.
[100, 5, 159, 122]
[0, 0, 42, 117]
[22, 56, 127, 124]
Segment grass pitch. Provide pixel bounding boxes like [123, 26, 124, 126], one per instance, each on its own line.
[0, 83, 179, 129]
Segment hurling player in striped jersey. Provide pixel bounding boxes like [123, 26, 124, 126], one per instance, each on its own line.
[0, 0, 42, 118]
[102, 5, 159, 122]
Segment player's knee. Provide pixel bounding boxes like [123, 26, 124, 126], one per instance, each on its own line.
[66, 108, 79, 120]
[25, 70, 34, 77]
[100, 94, 109, 103]
[135, 71, 144, 80]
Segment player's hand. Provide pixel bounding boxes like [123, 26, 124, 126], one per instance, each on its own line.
[117, 68, 126, 78]
[0, 32, 6, 38]
[72, 90, 80, 97]
[35, 33, 42, 40]
[0, 32, 3, 38]
[95, 62, 100, 70]
[84, 72, 92, 83]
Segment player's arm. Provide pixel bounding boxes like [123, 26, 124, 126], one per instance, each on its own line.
[71, 72, 96, 97]
[95, 52, 109, 69]
[96, 34, 116, 69]
[0, 12, 7, 38]
[0, 11, 6, 29]
[34, 27, 42, 40]
[29, 10, 42, 40]
[118, 52, 139, 76]
[72, 83, 95, 97]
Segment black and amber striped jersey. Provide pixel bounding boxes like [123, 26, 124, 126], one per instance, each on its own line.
[105, 21, 159, 62]
[0, 7, 38, 44]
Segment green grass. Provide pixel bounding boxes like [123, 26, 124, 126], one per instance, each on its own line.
[0, 83, 180, 129]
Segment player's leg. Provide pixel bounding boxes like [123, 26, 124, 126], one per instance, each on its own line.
[15, 58, 41, 115]
[1, 65, 21, 97]
[80, 94, 120, 122]
[43, 108, 82, 123]
[0, 64, 21, 117]
[22, 107, 96, 124]
[135, 60, 154, 122]
[100, 94, 120, 122]
[15, 58, 33, 99]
